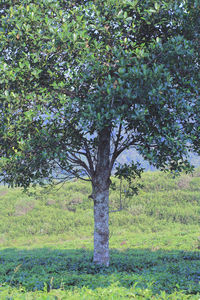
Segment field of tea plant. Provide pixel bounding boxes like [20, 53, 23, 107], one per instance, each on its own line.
[0, 169, 199, 299]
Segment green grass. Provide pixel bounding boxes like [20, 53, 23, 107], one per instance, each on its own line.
[0, 170, 199, 299]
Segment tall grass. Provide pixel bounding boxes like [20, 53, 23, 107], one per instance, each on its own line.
[0, 169, 199, 299]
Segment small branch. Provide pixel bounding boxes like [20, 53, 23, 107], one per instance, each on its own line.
[110, 124, 122, 172]
[66, 152, 91, 177]
[119, 177, 122, 210]
[55, 160, 91, 182]
[66, 169, 92, 182]
[84, 140, 95, 176]
[70, 149, 88, 156]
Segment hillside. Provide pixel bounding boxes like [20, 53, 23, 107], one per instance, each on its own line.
[0, 169, 199, 299]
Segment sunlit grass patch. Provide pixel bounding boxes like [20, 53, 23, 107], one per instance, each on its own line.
[0, 169, 199, 298]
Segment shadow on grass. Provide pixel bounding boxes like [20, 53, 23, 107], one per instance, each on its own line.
[0, 247, 199, 295]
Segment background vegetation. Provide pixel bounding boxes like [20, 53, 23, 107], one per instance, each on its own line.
[118, 150, 200, 171]
[0, 169, 199, 299]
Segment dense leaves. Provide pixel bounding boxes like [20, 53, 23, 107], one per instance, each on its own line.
[0, 0, 199, 187]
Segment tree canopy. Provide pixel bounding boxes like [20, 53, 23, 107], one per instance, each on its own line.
[0, 0, 199, 265]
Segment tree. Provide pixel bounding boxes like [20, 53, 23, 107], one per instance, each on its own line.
[0, 0, 199, 266]
[180, 0, 200, 155]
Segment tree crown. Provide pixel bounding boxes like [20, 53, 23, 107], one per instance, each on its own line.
[0, 0, 199, 187]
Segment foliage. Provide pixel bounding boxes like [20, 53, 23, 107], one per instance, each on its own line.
[181, 0, 200, 156]
[110, 162, 144, 210]
[0, 0, 199, 187]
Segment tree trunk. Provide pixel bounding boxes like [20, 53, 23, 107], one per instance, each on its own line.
[93, 184, 109, 266]
[92, 127, 111, 266]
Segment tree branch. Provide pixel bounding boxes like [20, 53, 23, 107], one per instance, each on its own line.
[110, 124, 122, 172]
[84, 140, 95, 177]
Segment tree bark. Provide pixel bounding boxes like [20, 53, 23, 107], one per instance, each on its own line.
[93, 184, 110, 266]
[92, 127, 111, 266]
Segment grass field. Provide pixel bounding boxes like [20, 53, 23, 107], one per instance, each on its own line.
[0, 169, 199, 299]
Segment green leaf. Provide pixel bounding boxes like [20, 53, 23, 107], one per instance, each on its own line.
[154, 3, 160, 10]
[73, 33, 77, 42]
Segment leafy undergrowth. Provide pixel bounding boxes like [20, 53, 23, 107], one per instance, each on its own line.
[0, 169, 200, 299]
[1, 285, 200, 300]
[0, 248, 200, 299]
